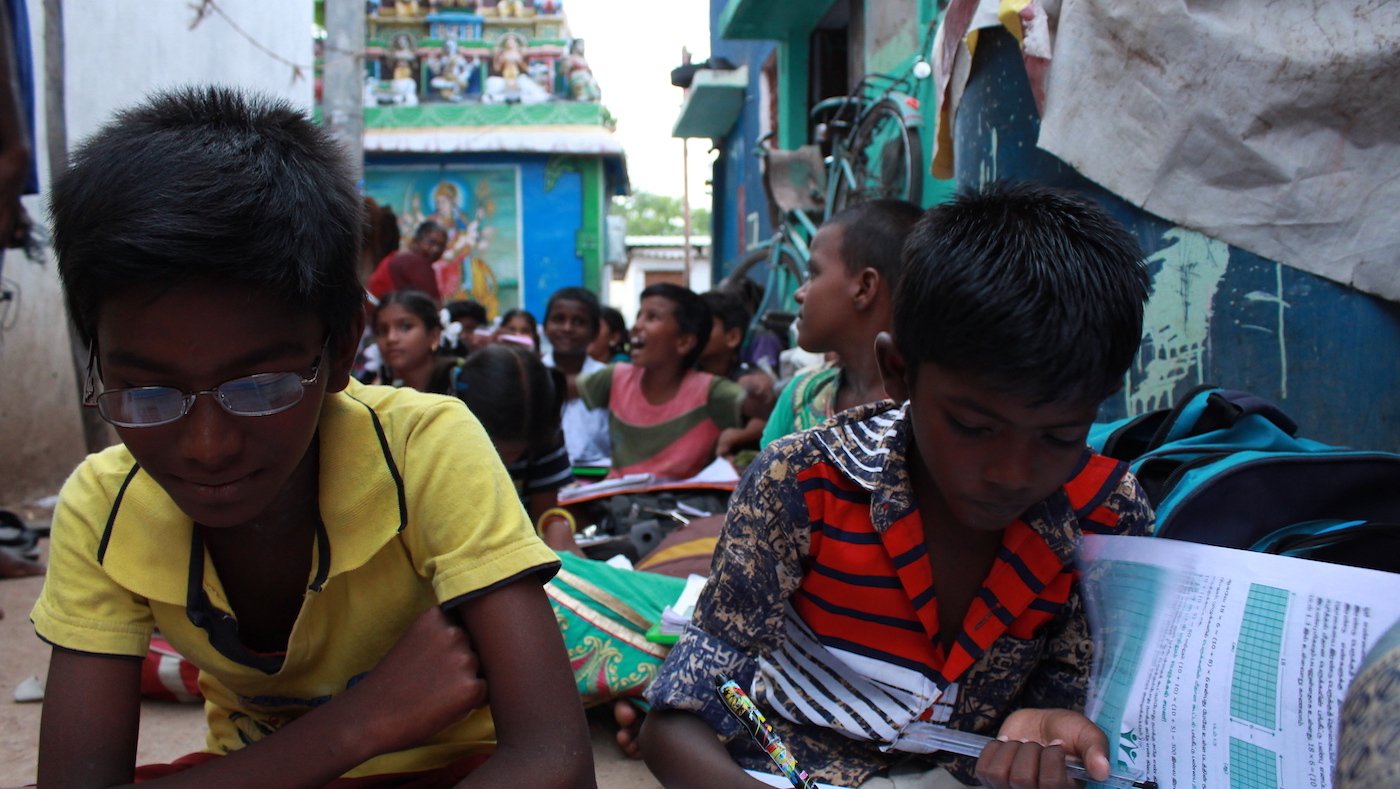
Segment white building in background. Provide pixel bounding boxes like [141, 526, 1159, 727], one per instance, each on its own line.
[605, 235, 711, 323]
[0, 0, 313, 503]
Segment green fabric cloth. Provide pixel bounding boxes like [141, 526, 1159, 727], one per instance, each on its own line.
[547, 552, 687, 707]
[760, 366, 842, 448]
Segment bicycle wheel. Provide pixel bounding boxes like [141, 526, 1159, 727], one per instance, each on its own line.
[719, 242, 804, 346]
[831, 98, 923, 213]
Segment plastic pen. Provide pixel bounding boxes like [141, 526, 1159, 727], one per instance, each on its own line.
[715, 676, 817, 789]
[896, 722, 1157, 789]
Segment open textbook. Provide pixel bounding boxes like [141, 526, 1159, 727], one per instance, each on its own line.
[1080, 536, 1400, 789]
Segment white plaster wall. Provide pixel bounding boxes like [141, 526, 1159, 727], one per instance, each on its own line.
[0, 0, 313, 505]
[607, 248, 712, 326]
[65, 1, 314, 139]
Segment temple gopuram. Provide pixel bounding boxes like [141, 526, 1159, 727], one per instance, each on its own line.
[329, 0, 627, 320]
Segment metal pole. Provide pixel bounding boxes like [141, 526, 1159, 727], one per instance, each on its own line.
[44, 0, 113, 451]
[682, 138, 692, 287]
[323, 0, 364, 187]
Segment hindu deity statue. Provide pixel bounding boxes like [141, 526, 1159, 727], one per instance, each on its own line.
[428, 38, 474, 101]
[564, 38, 600, 101]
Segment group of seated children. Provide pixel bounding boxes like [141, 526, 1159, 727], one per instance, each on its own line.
[575, 283, 775, 480]
[35, 84, 1173, 789]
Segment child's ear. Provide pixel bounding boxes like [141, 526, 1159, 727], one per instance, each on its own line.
[676, 331, 698, 359]
[327, 311, 366, 393]
[725, 327, 744, 351]
[851, 267, 882, 310]
[874, 332, 911, 402]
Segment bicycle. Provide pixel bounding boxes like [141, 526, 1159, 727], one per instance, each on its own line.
[718, 46, 931, 363]
[716, 132, 817, 371]
[813, 65, 927, 217]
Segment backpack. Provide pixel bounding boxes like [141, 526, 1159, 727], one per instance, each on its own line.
[1089, 385, 1400, 571]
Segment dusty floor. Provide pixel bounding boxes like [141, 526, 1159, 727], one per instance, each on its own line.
[0, 500, 659, 787]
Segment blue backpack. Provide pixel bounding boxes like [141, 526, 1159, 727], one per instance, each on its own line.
[1088, 385, 1400, 572]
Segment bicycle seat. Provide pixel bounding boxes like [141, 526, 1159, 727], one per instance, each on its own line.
[762, 144, 825, 215]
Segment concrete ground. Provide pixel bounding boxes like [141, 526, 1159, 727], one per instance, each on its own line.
[0, 500, 659, 787]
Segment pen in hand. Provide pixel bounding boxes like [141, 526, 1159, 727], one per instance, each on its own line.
[896, 723, 1157, 789]
[715, 676, 817, 789]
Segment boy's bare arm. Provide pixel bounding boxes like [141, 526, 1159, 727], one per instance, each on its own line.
[640, 709, 770, 788]
[450, 577, 595, 787]
[38, 650, 143, 787]
[738, 371, 776, 421]
[716, 417, 766, 458]
[39, 606, 488, 787]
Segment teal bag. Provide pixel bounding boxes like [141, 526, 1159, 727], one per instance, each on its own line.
[1090, 385, 1400, 569]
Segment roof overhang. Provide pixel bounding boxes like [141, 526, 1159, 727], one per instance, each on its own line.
[672, 67, 748, 140]
[360, 101, 625, 156]
[364, 125, 625, 155]
[718, 0, 832, 40]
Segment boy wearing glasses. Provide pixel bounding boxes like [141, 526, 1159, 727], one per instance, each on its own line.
[31, 87, 594, 785]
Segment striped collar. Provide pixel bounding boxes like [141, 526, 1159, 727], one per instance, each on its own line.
[808, 399, 1114, 575]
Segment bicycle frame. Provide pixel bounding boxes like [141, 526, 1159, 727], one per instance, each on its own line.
[814, 72, 925, 219]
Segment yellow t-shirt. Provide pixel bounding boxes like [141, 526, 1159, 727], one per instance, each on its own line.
[31, 380, 559, 777]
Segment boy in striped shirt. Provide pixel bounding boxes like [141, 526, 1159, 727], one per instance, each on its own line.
[640, 182, 1155, 788]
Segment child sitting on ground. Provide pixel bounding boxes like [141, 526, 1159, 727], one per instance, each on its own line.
[542, 286, 613, 467]
[438, 297, 488, 357]
[760, 199, 922, 448]
[577, 283, 772, 480]
[496, 307, 541, 352]
[698, 289, 775, 460]
[589, 305, 630, 364]
[454, 344, 577, 553]
[32, 87, 592, 785]
[371, 289, 459, 391]
[639, 182, 1155, 788]
[372, 293, 575, 552]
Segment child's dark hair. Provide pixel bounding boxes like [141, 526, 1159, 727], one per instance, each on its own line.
[640, 282, 712, 370]
[445, 299, 487, 326]
[498, 307, 541, 350]
[413, 220, 444, 243]
[829, 198, 922, 288]
[373, 290, 442, 333]
[454, 343, 564, 452]
[51, 86, 363, 353]
[545, 286, 601, 334]
[896, 181, 1150, 405]
[599, 305, 629, 356]
[701, 289, 751, 334]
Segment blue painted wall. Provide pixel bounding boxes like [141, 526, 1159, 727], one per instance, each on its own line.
[366, 151, 585, 322]
[955, 30, 1400, 448]
[707, 2, 776, 278]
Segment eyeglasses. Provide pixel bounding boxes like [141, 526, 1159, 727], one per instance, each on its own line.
[83, 336, 331, 428]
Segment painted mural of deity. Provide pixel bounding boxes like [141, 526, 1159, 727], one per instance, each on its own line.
[367, 168, 521, 319]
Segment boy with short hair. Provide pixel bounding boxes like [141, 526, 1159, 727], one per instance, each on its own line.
[761, 198, 922, 448]
[640, 182, 1155, 788]
[699, 289, 776, 459]
[577, 283, 770, 480]
[34, 87, 593, 785]
[542, 286, 612, 467]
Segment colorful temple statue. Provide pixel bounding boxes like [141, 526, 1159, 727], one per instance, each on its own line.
[355, 0, 624, 321]
[387, 33, 420, 105]
[484, 32, 549, 103]
[428, 38, 476, 101]
[565, 39, 600, 102]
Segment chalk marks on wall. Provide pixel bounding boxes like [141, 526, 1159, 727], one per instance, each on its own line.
[1124, 226, 1231, 414]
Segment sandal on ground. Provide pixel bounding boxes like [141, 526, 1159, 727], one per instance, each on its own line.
[0, 510, 41, 561]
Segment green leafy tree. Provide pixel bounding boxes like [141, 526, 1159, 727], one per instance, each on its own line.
[612, 192, 711, 237]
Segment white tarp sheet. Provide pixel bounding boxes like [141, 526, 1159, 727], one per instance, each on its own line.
[936, 0, 1400, 302]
